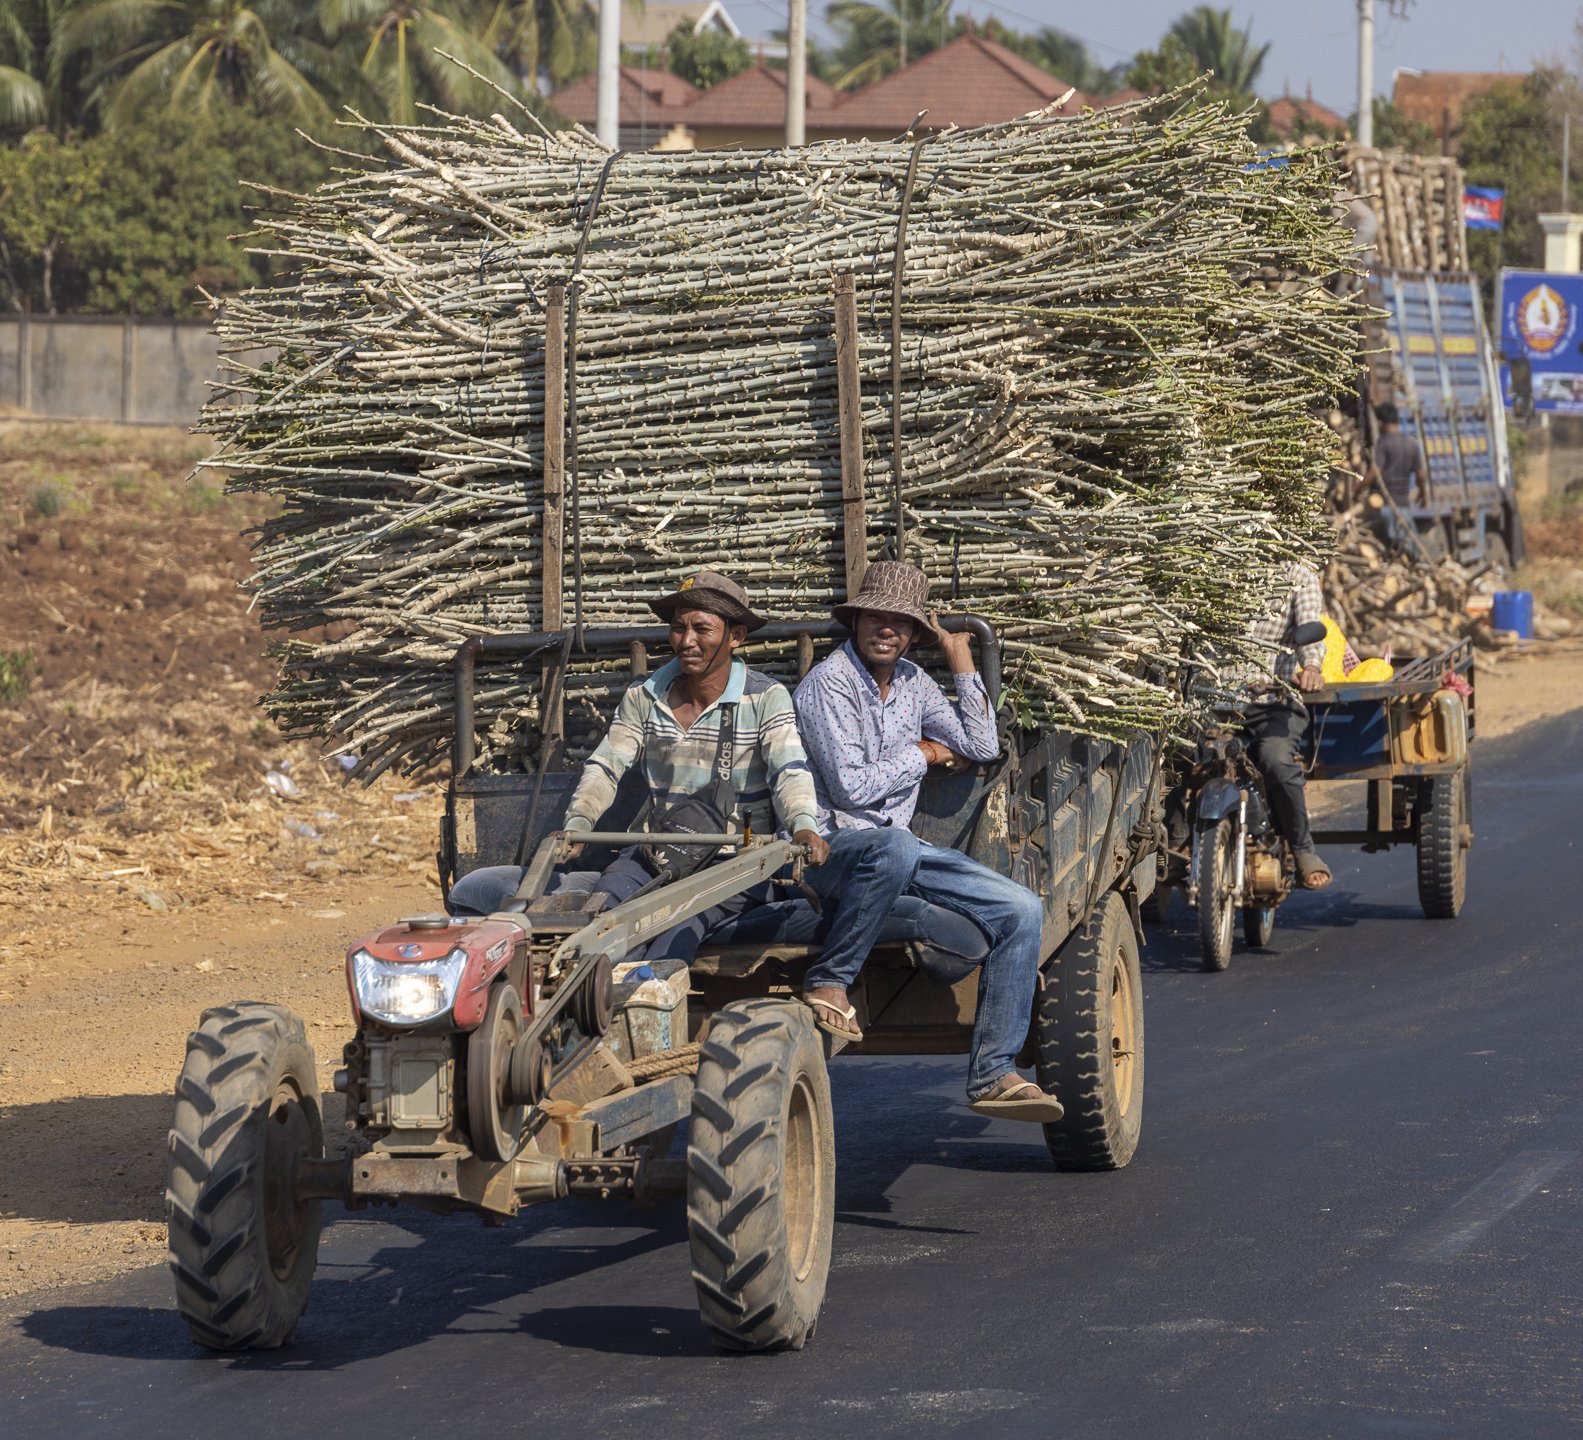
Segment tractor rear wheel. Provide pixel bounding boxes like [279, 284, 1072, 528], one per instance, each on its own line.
[686, 1000, 834, 1353]
[1036, 890, 1145, 1172]
[167, 1002, 323, 1350]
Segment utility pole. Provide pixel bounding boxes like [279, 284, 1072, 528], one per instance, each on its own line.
[786, 0, 806, 146]
[596, 0, 620, 148]
[1356, 0, 1375, 147]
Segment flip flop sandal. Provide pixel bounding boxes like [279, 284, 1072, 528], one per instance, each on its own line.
[1296, 853, 1333, 890]
[967, 1078, 1064, 1124]
[801, 994, 863, 1043]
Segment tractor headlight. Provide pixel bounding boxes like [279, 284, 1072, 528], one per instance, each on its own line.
[353, 949, 467, 1025]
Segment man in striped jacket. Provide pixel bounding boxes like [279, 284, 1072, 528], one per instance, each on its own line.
[449, 571, 828, 962]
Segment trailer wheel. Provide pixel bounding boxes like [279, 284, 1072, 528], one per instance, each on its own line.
[1036, 890, 1145, 1172]
[167, 1002, 323, 1351]
[1416, 764, 1470, 919]
[687, 1000, 834, 1353]
[1197, 819, 1236, 972]
[1242, 903, 1275, 949]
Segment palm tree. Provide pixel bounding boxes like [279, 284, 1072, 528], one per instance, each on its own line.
[1167, 4, 1268, 95]
[318, 0, 524, 126]
[824, 0, 953, 89]
[477, 0, 591, 92]
[0, 0, 77, 130]
[1024, 26, 1122, 95]
[57, 0, 336, 126]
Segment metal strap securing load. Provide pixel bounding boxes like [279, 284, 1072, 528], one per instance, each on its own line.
[565, 152, 622, 653]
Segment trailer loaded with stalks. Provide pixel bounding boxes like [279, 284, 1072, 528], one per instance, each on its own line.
[166, 87, 1357, 1353]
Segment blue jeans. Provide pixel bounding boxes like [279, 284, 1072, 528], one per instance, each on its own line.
[803, 829, 1045, 1100]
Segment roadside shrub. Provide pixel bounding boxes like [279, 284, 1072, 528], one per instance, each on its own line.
[25, 482, 64, 518]
[0, 648, 38, 702]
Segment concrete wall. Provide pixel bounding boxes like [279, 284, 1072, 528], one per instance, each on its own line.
[0, 314, 242, 427]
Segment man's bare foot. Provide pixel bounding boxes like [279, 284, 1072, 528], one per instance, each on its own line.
[801, 986, 862, 1040]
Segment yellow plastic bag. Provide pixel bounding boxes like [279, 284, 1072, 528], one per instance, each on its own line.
[1346, 657, 1395, 682]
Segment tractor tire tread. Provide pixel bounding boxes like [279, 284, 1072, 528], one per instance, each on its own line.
[1036, 890, 1146, 1173]
[686, 1000, 833, 1354]
[166, 1001, 322, 1352]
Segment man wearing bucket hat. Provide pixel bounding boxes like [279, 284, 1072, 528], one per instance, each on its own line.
[792, 561, 1062, 1124]
[449, 570, 828, 960]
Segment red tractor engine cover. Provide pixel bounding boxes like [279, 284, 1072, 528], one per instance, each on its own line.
[345, 918, 525, 1030]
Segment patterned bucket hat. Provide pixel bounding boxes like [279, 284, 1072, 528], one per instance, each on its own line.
[649, 570, 767, 632]
[832, 561, 936, 647]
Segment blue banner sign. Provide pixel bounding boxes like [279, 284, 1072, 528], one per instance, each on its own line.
[1499, 269, 1583, 412]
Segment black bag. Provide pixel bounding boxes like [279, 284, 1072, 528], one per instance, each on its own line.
[639, 702, 739, 879]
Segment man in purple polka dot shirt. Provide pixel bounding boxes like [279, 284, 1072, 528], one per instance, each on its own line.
[794, 562, 1062, 1124]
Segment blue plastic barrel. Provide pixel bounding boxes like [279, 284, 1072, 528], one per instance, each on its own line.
[1492, 590, 1534, 639]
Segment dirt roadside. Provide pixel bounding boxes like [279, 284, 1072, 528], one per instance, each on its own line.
[2, 423, 1580, 1308]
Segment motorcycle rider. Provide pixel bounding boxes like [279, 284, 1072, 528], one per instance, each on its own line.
[1240, 560, 1331, 889]
[1164, 560, 1331, 890]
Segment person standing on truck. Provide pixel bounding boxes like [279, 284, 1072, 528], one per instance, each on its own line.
[448, 571, 830, 961]
[792, 562, 1063, 1124]
[1367, 403, 1426, 553]
[1243, 560, 1331, 891]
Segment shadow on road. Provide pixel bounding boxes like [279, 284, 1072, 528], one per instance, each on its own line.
[0, 1093, 173, 1224]
[18, 1205, 686, 1367]
[1139, 888, 1427, 973]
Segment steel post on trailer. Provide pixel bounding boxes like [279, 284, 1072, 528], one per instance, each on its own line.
[833, 270, 868, 598]
[542, 284, 567, 741]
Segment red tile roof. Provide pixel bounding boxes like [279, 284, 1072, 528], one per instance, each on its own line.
[678, 61, 840, 128]
[828, 34, 1084, 131]
[1392, 70, 1519, 144]
[1267, 93, 1346, 139]
[548, 65, 699, 128]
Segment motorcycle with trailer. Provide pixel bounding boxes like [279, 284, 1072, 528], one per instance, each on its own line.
[166, 618, 1166, 1354]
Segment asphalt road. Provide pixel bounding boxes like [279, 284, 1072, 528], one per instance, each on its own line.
[4, 711, 1582, 1440]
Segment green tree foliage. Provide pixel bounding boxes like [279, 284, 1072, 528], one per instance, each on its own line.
[0, 0, 47, 127]
[0, 110, 328, 313]
[317, 0, 524, 128]
[483, 0, 593, 92]
[1127, 33, 1271, 140]
[57, 0, 340, 128]
[0, 128, 104, 308]
[1166, 5, 1267, 94]
[1459, 69, 1576, 293]
[823, 0, 954, 89]
[1367, 96, 1434, 152]
[1015, 26, 1123, 94]
[664, 19, 750, 90]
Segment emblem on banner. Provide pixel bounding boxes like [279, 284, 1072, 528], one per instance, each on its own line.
[1517, 284, 1571, 355]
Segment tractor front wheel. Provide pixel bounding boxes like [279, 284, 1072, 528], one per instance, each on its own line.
[167, 1002, 323, 1350]
[686, 1000, 834, 1353]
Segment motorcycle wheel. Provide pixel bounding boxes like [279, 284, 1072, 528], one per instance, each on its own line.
[1197, 819, 1237, 973]
[1242, 903, 1275, 949]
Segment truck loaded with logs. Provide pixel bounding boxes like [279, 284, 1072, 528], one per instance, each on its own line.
[165, 86, 1364, 1352]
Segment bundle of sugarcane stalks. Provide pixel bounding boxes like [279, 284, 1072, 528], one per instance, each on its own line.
[203, 85, 1359, 779]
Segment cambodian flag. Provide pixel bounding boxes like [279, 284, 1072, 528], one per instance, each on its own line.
[1464, 186, 1504, 231]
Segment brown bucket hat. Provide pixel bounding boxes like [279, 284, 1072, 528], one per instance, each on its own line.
[650, 570, 767, 633]
[833, 561, 936, 647]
